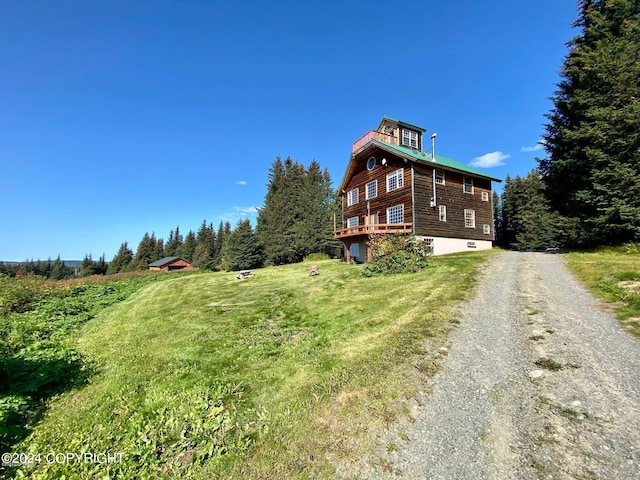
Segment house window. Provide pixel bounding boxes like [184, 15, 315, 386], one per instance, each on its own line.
[464, 209, 476, 228]
[347, 216, 359, 228]
[387, 204, 404, 224]
[435, 169, 445, 185]
[483, 224, 491, 234]
[386, 169, 404, 192]
[366, 180, 377, 199]
[401, 129, 418, 148]
[482, 191, 489, 202]
[367, 157, 376, 170]
[347, 188, 359, 206]
[423, 238, 434, 253]
[439, 205, 447, 222]
[464, 177, 474, 194]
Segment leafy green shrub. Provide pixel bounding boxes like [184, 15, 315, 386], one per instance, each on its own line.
[0, 272, 192, 452]
[362, 234, 431, 277]
[0, 273, 48, 315]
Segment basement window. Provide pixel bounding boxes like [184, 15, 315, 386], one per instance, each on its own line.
[423, 238, 434, 253]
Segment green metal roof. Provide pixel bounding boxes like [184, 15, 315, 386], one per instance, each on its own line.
[148, 256, 182, 267]
[371, 139, 502, 182]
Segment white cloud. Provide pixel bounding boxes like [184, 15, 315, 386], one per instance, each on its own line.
[233, 206, 258, 214]
[235, 180, 248, 185]
[470, 151, 509, 168]
[521, 141, 545, 153]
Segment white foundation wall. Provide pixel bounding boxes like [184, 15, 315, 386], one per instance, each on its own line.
[415, 236, 493, 256]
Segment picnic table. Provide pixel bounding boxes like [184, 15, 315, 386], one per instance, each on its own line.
[236, 270, 254, 280]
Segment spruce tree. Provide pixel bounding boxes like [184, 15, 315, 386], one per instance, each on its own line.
[132, 232, 156, 270]
[164, 226, 184, 257]
[221, 219, 264, 271]
[257, 156, 338, 265]
[539, 0, 640, 245]
[107, 242, 134, 274]
[180, 230, 197, 262]
[193, 220, 216, 269]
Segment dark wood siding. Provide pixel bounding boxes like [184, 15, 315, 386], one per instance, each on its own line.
[341, 148, 413, 227]
[413, 164, 494, 240]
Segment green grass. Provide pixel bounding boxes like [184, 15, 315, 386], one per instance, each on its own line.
[565, 244, 640, 338]
[6, 252, 492, 479]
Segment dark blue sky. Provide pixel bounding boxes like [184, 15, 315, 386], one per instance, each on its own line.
[1, 1, 578, 260]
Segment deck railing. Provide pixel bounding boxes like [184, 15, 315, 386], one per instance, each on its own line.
[351, 130, 397, 154]
[333, 223, 413, 239]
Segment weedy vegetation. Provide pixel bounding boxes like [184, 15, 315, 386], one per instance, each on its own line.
[565, 243, 640, 338]
[2, 251, 491, 479]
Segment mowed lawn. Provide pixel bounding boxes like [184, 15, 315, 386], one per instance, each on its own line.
[13, 253, 490, 479]
[565, 246, 640, 338]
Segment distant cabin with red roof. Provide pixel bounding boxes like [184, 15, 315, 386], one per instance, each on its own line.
[334, 116, 501, 262]
[148, 256, 195, 271]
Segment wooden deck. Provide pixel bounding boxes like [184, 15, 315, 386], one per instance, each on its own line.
[333, 223, 413, 239]
[352, 130, 398, 154]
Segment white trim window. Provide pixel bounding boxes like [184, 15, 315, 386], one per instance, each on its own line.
[347, 216, 359, 228]
[483, 224, 491, 234]
[439, 205, 447, 222]
[482, 191, 489, 202]
[464, 176, 474, 194]
[387, 204, 404, 224]
[366, 180, 377, 199]
[464, 209, 476, 228]
[386, 168, 404, 192]
[435, 169, 445, 185]
[347, 188, 359, 206]
[401, 129, 418, 148]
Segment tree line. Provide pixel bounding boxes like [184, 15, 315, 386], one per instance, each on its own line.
[496, 0, 639, 250]
[2, 157, 341, 279]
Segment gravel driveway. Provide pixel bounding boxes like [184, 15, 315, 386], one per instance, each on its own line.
[359, 251, 640, 479]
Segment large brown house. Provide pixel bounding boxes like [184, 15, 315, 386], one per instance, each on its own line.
[334, 116, 501, 261]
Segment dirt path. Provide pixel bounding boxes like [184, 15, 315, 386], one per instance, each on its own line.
[357, 251, 640, 479]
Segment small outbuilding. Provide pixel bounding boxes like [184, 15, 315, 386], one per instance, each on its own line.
[148, 256, 195, 272]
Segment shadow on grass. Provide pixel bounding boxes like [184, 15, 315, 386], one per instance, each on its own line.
[0, 344, 93, 452]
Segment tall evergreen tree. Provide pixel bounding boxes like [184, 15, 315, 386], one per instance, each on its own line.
[107, 241, 134, 274]
[213, 221, 225, 265]
[164, 226, 184, 257]
[131, 232, 157, 270]
[193, 220, 216, 269]
[292, 160, 341, 258]
[257, 157, 338, 265]
[539, 0, 640, 245]
[221, 219, 264, 271]
[500, 170, 579, 250]
[180, 230, 197, 262]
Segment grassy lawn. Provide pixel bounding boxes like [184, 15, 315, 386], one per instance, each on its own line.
[8, 252, 491, 479]
[565, 245, 640, 338]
